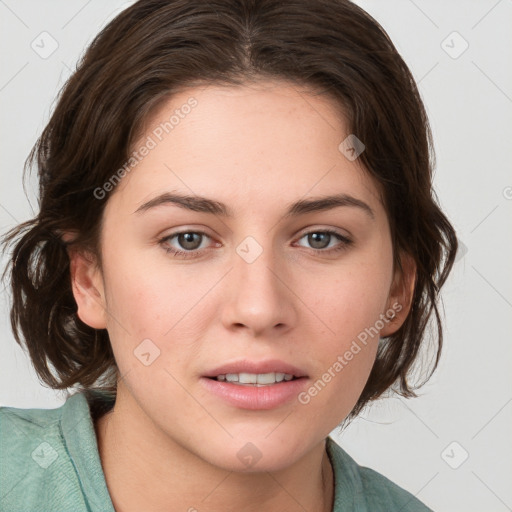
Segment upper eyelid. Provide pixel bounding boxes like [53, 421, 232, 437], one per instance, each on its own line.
[296, 226, 351, 239]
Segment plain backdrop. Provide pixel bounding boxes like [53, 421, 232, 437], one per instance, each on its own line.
[1, 1, 511, 511]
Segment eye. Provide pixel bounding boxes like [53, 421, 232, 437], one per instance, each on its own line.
[159, 228, 353, 259]
[295, 229, 353, 254]
[159, 231, 214, 259]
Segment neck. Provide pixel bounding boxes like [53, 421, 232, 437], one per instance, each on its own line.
[94, 388, 334, 512]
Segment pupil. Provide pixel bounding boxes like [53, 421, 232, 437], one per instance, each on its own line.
[180, 233, 200, 250]
[310, 232, 329, 249]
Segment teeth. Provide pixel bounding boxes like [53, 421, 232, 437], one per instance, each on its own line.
[215, 373, 295, 385]
[257, 372, 276, 385]
[239, 372, 257, 384]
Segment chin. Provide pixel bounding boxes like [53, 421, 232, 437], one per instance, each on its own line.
[198, 432, 316, 473]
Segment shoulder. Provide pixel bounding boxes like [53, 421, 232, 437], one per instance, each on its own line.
[357, 464, 433, 511]
[0, 393, 93, 512]
[0, 398, 66, 481]
[0, 397, 64, 434]
[326, 437, 434, 511]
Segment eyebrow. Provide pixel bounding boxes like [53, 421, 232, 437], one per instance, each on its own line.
[133, 191, 375, 219]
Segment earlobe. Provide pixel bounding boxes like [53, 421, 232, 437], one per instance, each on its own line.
[68, 247, 107, 329]
[380, 253, 416, 337]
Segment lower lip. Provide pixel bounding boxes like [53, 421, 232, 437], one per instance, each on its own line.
[200, 377, 308, 410]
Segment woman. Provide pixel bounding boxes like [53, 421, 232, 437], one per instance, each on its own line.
[0, 1, 457, 510]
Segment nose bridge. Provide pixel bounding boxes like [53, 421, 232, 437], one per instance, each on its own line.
[225, 232, 293, 332]
[234, 233, 282, 298]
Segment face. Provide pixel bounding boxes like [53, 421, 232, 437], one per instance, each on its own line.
[72, 80, 412, 472]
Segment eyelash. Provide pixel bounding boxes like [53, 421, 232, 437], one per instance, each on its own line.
[159, 229, 353, 259]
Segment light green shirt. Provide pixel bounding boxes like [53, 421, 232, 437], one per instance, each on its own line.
[0, 391, 433, 511]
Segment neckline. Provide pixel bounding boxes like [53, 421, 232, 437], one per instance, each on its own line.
[326, 436, 359, 511]
[64, 391, 360, 512]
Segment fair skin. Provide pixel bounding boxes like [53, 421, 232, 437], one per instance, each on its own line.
[69, 80, 415, 512]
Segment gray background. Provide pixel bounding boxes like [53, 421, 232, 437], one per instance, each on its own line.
[1, 1, 511, 511]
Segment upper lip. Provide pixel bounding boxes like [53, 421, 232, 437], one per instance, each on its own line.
[203, 359, 308, 378]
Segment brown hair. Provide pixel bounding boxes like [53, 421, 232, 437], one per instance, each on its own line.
[1, 0, 457, 422]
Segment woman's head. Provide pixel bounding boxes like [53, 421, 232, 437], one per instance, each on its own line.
[2, 0, 457, 465]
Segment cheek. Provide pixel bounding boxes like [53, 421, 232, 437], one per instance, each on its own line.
[311, 284, 385, 381]
[304, 260, 392, 345]
[102, 243, 177, 324]
[101, 245, 217, 360]
[294, 257, 392, 411]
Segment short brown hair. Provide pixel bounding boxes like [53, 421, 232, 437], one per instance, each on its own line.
[1, 0, 457, 422]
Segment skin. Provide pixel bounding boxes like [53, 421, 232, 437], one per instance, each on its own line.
[69, 80, 415, 512]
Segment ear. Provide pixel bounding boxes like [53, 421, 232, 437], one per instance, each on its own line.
[380, 252, 416, 337]
[67, 246, 107, 330]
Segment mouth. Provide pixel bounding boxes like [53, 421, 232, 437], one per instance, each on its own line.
[201, 359, 309, 410]
[208, 372, 300, 386]
[203, 359, 308, 383]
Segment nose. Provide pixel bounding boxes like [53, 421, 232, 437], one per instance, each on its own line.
[220, 236, 298, 337]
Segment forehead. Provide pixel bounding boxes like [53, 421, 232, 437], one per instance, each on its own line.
[105, 81, 382, 218]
